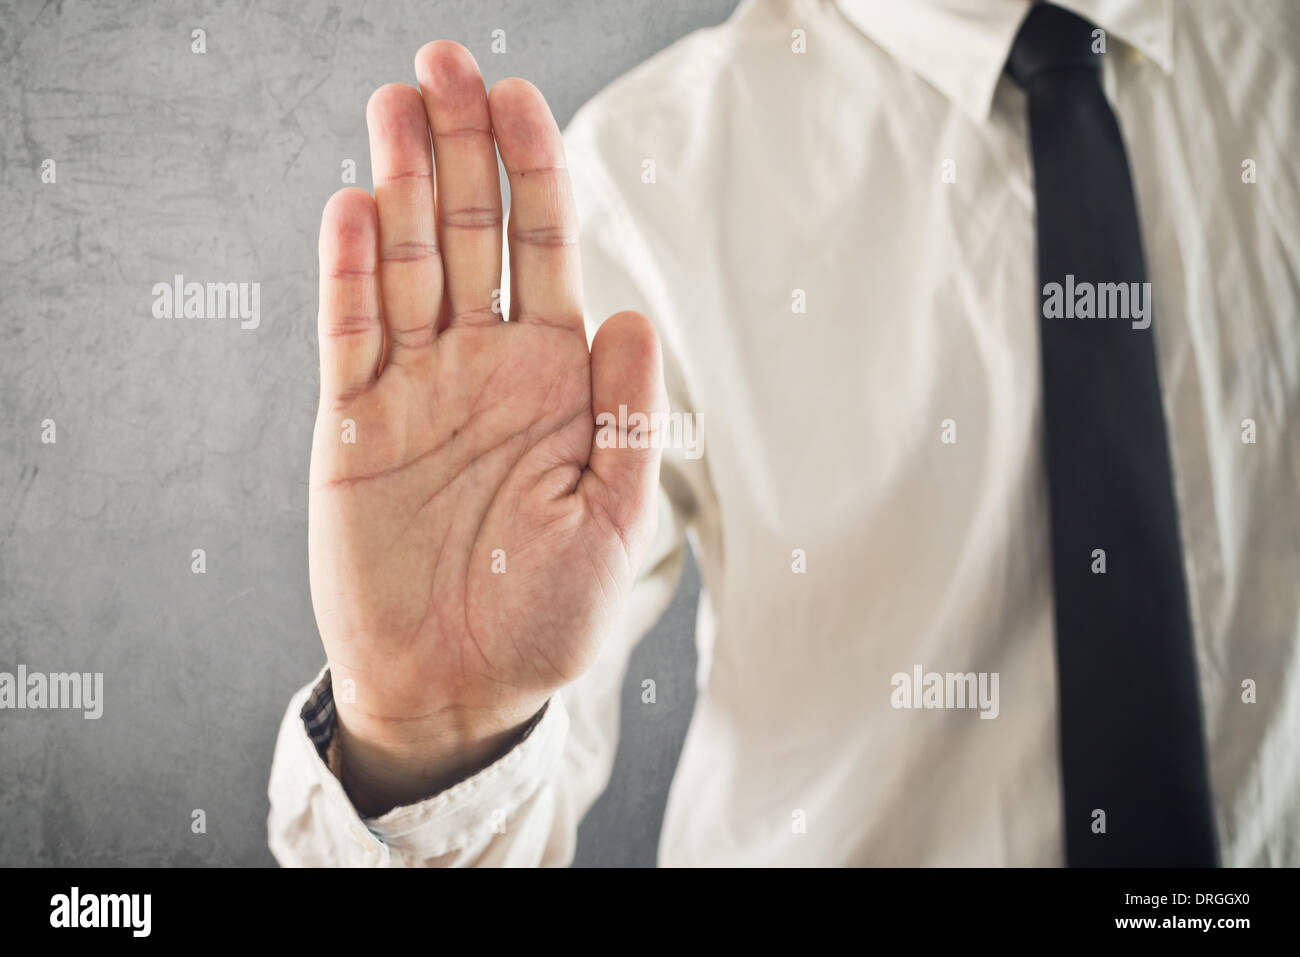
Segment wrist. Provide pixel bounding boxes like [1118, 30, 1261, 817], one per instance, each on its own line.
[332, 700, 540, 817]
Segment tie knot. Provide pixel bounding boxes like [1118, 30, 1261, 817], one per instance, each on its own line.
[1006, 3, 1102, 87]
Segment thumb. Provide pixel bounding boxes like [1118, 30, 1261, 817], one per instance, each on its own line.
[583, 310, 668, 545]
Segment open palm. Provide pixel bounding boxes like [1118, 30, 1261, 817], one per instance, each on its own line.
[307, 42, 665, 811]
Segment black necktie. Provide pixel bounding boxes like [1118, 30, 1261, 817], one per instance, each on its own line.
[1007, 3, 1218, 867]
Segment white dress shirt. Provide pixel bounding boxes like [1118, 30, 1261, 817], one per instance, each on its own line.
[268, 0, 1300, 866]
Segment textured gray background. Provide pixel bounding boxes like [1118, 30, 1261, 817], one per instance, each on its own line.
[0, 0, 738, 867]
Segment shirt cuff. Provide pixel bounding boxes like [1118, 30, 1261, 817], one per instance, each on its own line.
[268, 664, 568, 866]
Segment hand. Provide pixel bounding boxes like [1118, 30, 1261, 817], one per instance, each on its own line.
[307, 41, 666, 815]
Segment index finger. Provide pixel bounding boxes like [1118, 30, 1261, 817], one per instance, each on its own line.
[488, 78, 584, 333]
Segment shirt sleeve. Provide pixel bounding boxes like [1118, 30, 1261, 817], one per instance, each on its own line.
[266, 102, 702, 867]
[266, 664, 568, 866]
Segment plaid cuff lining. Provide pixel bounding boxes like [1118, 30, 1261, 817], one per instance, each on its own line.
[300, 669, 337, 762]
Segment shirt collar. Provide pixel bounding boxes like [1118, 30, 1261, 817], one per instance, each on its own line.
[832, 0, 1174, 123]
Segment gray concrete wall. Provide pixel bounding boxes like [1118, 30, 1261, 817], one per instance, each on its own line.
[0, 0, 732, 867]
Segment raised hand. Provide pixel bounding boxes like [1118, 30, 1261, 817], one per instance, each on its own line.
[308, 41, 666, 814]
